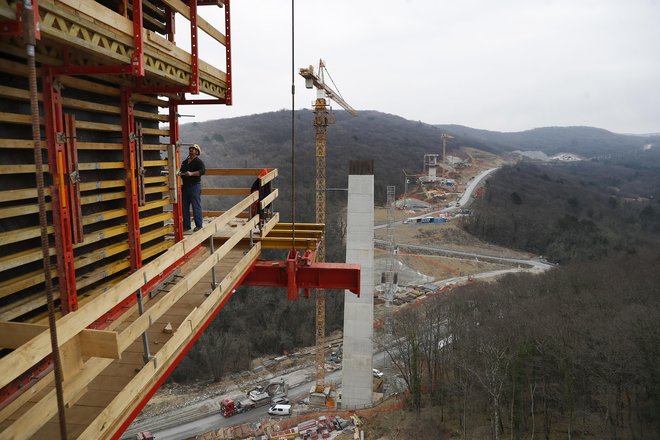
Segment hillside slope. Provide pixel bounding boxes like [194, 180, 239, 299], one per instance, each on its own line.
[180, 111, 658, 191]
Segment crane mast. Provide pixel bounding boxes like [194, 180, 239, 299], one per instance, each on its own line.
[300, 60, 357, 391]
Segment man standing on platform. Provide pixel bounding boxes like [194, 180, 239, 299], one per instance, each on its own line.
[179, 144, 206, 232]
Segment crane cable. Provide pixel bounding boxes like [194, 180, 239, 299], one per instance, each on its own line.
[290, 0, 295, 249]
[322, 64, 346, 102]
[23, 1, 68, 438]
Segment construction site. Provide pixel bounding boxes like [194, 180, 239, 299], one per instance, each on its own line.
[0, 0, 368, 438]
[0, 0, 548, 437]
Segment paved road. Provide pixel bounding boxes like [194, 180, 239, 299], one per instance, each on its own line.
[130, 356, 394, 440]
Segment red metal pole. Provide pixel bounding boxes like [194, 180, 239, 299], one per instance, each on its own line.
[131, 0, 144, 76]
[224, 0, 232, 105]
[42, 66, 78, 313]
[169, 102, 184, 242]
[189, 0, 199, 94]
[121, 90, 143, 269]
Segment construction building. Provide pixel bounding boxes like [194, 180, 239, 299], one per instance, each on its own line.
[0, 1, 360, 438]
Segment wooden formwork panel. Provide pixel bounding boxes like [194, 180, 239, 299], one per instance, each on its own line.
[0, 50, 175, 322]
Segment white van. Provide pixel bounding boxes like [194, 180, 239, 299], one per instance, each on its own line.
[268, 404, 292, 416]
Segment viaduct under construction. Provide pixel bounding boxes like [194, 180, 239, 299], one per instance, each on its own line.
[0, 0, 361, 438]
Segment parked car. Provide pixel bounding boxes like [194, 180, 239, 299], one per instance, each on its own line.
[271, 395, 290, 405]
[372, 368, 384, 378]
[268, 404, 292, 416]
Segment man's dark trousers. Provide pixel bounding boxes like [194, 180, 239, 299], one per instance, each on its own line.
[182, 183, 202, 230]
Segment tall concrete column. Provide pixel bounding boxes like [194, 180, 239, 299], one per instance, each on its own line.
[341, 160, 374, 408]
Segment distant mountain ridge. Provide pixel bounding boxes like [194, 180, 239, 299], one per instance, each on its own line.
[434, 124, 658, 156]
[179, 110, 659, 202]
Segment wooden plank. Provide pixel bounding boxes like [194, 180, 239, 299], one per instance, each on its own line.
[0, 322, 47, 349]
[79, 329, 121, 359]
[82, 245, 261, 440]
[0, 371, 54, 425]
[74, 224, 127, 249]
[0, 356, 113, 440]
[0, 139, 39, 149]
[139, 211, 172, 228]
[77, 259, 131, 291]
[0, 192, 258, 391]
[0, 200, 51, 220]
[78, 161, 124, 170]
[0, 247, 55, 272]
[202, 210, 249, 218]
[266, 229, 322, 239]
[82, 207, 127, 226]
[144, 160, 168, 167]
[202, 188, 252, 196]
[273, 222, 325, 231]
[80, 191, 126, 205]
[258, 237, 318, 250]
[0, 187, 51, 203]
[0, 225, 53, 246]
[118, 217, 258, 352]
[0, 164, 48, 173]
[0, 267, 56, 299]
[138, 198, 170, 212]
[204, 168, 263, 176]
[60, 335, 84, 382]
[141, 225, 174, 244]
[259, 169, 278, 186]
[260, 212, 280, 237]
[159, 0, 227, 46]
[259, 188, 278, 210]
[79, 179, 124, 192]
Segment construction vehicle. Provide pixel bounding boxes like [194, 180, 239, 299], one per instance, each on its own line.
[221, 380, 288, 417]
[299, 59, 357, 395]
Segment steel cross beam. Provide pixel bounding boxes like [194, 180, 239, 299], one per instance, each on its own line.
[121, 90, 143, 270]
[42, 65, 78, 313]
[242, 250, 361, 300]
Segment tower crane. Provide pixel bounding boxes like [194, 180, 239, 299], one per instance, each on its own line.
[299, 60, 357, 392]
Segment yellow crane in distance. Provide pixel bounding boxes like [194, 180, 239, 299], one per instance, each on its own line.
[299, 59, 357, 392]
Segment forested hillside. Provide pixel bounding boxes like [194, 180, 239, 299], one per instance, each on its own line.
[179, 110, 659, 209]
[385, 154, 660, 439]
[462, 151, 660, 264]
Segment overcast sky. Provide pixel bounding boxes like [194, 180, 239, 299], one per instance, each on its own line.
[177, 0, 660, 134]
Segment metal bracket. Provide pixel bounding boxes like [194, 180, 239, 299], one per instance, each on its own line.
[69, 169, 80, 184]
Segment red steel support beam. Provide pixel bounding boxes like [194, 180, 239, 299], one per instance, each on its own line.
[0, 0, 40, 39]
[64, 114, 84, 244]
[189, 0, 199, 94]
[169, 102, 184, 242]
[131, 0, 144, 76]
[42, 66, 78, 313]
[121, 90, 143, 270]
[224, 0, 232, 105]
[243, 250, 360, 300]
